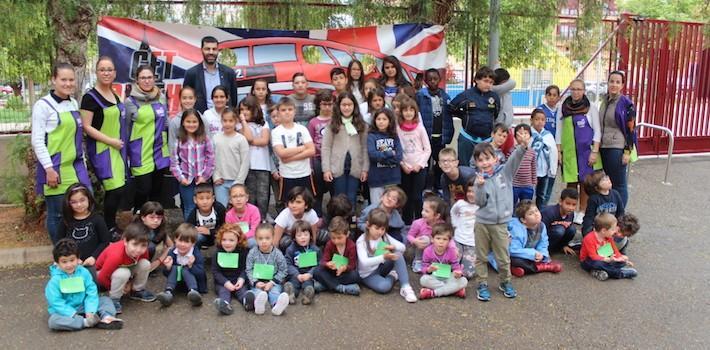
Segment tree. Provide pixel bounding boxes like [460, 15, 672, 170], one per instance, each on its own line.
[617, 0, 709, 22]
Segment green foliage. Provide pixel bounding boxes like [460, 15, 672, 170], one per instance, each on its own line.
[5, 95, 27, 111]
[617, 0, 709, 22]
[0, 1, 53, 82]
[0, 134, 31, 205]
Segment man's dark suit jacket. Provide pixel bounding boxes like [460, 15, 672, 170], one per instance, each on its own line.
[182, 62, 238, 113]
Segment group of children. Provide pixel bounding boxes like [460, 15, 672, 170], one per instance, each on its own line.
[45, 61, 641, 331]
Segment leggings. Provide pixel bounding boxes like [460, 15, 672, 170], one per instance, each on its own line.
[132, 169, 165, 211]
[103, 185, 129, 230]
[400, 168, 427, 224]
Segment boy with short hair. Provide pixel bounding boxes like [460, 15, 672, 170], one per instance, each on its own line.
[156, 223, 207, 307]
[271, 97, 317, 203]
[287, 73, 316, 126]
[541, 188, 578, 255]
[438, 147, 476, 205]
[489, 123, 509, 165]
[580, 213, 637, 281]
[472, 128, 530, 301]
[538, 85, 561, 135]
[615, 213, 640, 254]
[186, 183, 226, 249]
[416, 68, 453, 191]
[330, 68, 348, 95]
[46, 239, 123, 331]
[95, 222, 156, 313]
[449, 66, 500, 165]
[313, 217, 360, 295]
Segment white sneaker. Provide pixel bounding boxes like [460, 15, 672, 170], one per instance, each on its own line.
[412, 260, 422, 273]
[388, 269, 398, 281]
[271, 292, 289, 316]
[400, 285, 418, 303]
[573, 211, 584, 225]
[254, 291, 268, 315]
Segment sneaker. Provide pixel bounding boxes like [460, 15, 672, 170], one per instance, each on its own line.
[243, 291, 256, 312]
[254, 291, 268, 315]
[412, 260, 423, 273]
[214, 298, 233, 315]
[573, 211, 584, 225]
[271, 292, 289, 316]
[336, 283, 360, 296]
[591, 270, 609, 281]
[388, 269, 398, 281]
[283, 282, 296, 305]
[419, 288, 435, 300]
[498, 282, 517, 298]
[313, 280, 326, 293]
[111, 298, 122, 314]
[455, 288, 466, 299]
[187, 289, 202, 307]
[129, 289, 156, 302]
[83, 313, 100, 328]
[476, 283, 491, 301]
[95, 317, 123, 330]
[156, 290, 174, 307]
[620, 267, 638, 279]
[301, 285, 315, 305]
[400, 285, 418, 303]
[511, 266, 525, 278]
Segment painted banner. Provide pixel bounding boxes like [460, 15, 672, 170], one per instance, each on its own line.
[98, 16, 447, 116]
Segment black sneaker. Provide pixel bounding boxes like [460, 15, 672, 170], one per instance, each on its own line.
[620, 267, 638, 279]
[243, 291, 256, 312]
[284, 282, 296, 305]
[591, 270, 609, 281]
[157, 290, 173, 307]
[95, 318, 124, 330]
[187, 289, 202, 306]
[213, 298, 233, 315]
[301, 285, 315, 305]
[129, 290, 156, 302]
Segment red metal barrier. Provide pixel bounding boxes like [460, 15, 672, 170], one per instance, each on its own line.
[617, 14, 709, 155]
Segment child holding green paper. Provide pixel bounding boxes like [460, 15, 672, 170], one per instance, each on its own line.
[46, 239, 123, 331]
[284, 220, 321, 305]
[419, 224, 467, 299]
[245, 223, 290, 316]
[580, 213, 637, 281]
[156, 224, 207, 308]
[212, 223, 252, 315]
[313, 217, 360, 295]
[356, 209, 417, 302]
[225, 184, 262, 248]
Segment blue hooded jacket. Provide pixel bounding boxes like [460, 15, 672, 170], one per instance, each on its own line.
[489, 218, 551, 271]
[416, 87, 454, 145]
[45, 264, 99, 317]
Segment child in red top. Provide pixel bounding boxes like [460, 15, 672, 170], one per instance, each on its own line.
[312, 217, 360, 295]
[580, 213, 637, 281]
[96, 222, 156, 313]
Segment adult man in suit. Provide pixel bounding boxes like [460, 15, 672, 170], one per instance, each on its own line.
[183, 36, 238, 113]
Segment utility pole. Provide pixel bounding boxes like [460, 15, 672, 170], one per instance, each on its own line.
[488, 0, 500, 69]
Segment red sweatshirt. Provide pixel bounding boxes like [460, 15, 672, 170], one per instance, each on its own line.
[95, 240, 150, 290]
[320, 239, 358, 272]
[579, 231, 621, 262]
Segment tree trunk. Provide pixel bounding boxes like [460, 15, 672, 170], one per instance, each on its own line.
[432, 0, 457, 25]
[46, 0, 95, 99]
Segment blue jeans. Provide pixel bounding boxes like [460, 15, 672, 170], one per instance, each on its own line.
[48, 296, 116, 331]
[166, 264, 199, 291]
[251, 283, 283, 305]
[361, 256, 410, 293]
[178, 181, 196, 220]
[332, 175, 360, 207]
[513, 186, 535, 207]
[547, 223, 576, 253]
[214, 179, 235, 208]
[535, 176, 555, 208]
[287, 274, 315, 297]
[45, 194, 64, 244]
[600, 148, 628, 207]
[581, 259, 627, 279]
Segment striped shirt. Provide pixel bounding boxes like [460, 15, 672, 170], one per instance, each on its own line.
[170, 137, 215, 183]
[512, 148, 537, 188]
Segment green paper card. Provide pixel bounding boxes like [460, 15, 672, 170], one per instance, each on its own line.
[298, 251, 318, 268]
[253, 263, 275, 280]
[432, 263, 452, 279]
[217, 252, 239, 268]
[374, 241, 388, 256]
[332, 254, 349, 269]
[597, 243, 614, 258]
[59, 277, 85, 294]
[238, 222, 249, 234]
[176, 266, 183, 282]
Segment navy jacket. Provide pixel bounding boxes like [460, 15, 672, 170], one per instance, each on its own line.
[449, 86, 500, 138]
[416, 87, 454, 145]
[211, 246, 249, 287]
[165, 247, 208, 293]
[182, 62, 238, 113]
[367, 131, 403, 187]
[284, 242, 321, 278]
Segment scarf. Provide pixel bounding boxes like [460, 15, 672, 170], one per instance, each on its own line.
[531, 129, 551, 172]
[561, 95, 590, 118]
[342, 116, 358, 136]
[476, 164, 504, 179]
[399, 120, 418, 132]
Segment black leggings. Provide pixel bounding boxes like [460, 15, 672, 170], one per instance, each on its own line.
[103, 185, 130, 230]
[511, 257, 539, 274]
[132, 169, 165, 211]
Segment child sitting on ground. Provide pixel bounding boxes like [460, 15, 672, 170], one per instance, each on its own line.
[274, 186, 321, 250]
[357, 186, 408, 242]
[313, 217, 360, 296]
[491, 200, 562, 278]
[156, 223, 208, 308]
[580, 213, 637, 281]
[46, 239, 122, 331]
[419, 223, 468, 299]
[615, 213, 640, 255]
[450, 179, 478, 278]
[224, 184, 261, 248]
[136, 201, 172, 272]
[283, 220, 321, 305]
[540, 188, 578, 255]
[246, 224, 290, 316]
[582, 170, 625, 236]
[96, 222, 156, 314]
[439, 147, 476, 205]
[212, 223, 251, 315]
[186, 183, 226, 249]
[407, 196, 449, 273]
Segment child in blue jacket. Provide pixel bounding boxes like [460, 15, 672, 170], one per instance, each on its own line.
[46, 239, 122, 331]
[416, 69, 453, 191]
[367, 108, 403, 204]
[156, 223, 208, 307]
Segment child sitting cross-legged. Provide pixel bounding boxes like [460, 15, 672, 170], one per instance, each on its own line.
[212, 223, 251, 315]
[186, 183, 226, 249]
[580, 213, 637, 281]
[419, 223, 468, 299]
[313, 217, 360, 296]
[156, 223, 208, 307]
[246, 223, 290, 316]
[46, 239, 123, 331]
[283, 220, 321, 305]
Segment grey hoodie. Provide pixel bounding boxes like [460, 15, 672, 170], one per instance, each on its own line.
[474, 145, 526, 224]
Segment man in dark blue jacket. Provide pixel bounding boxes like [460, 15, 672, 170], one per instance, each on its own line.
[416, 68, 453, 191]
[182, 36, 238, 113]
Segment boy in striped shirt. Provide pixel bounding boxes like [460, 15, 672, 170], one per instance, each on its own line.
[512, 123, 537, 207]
